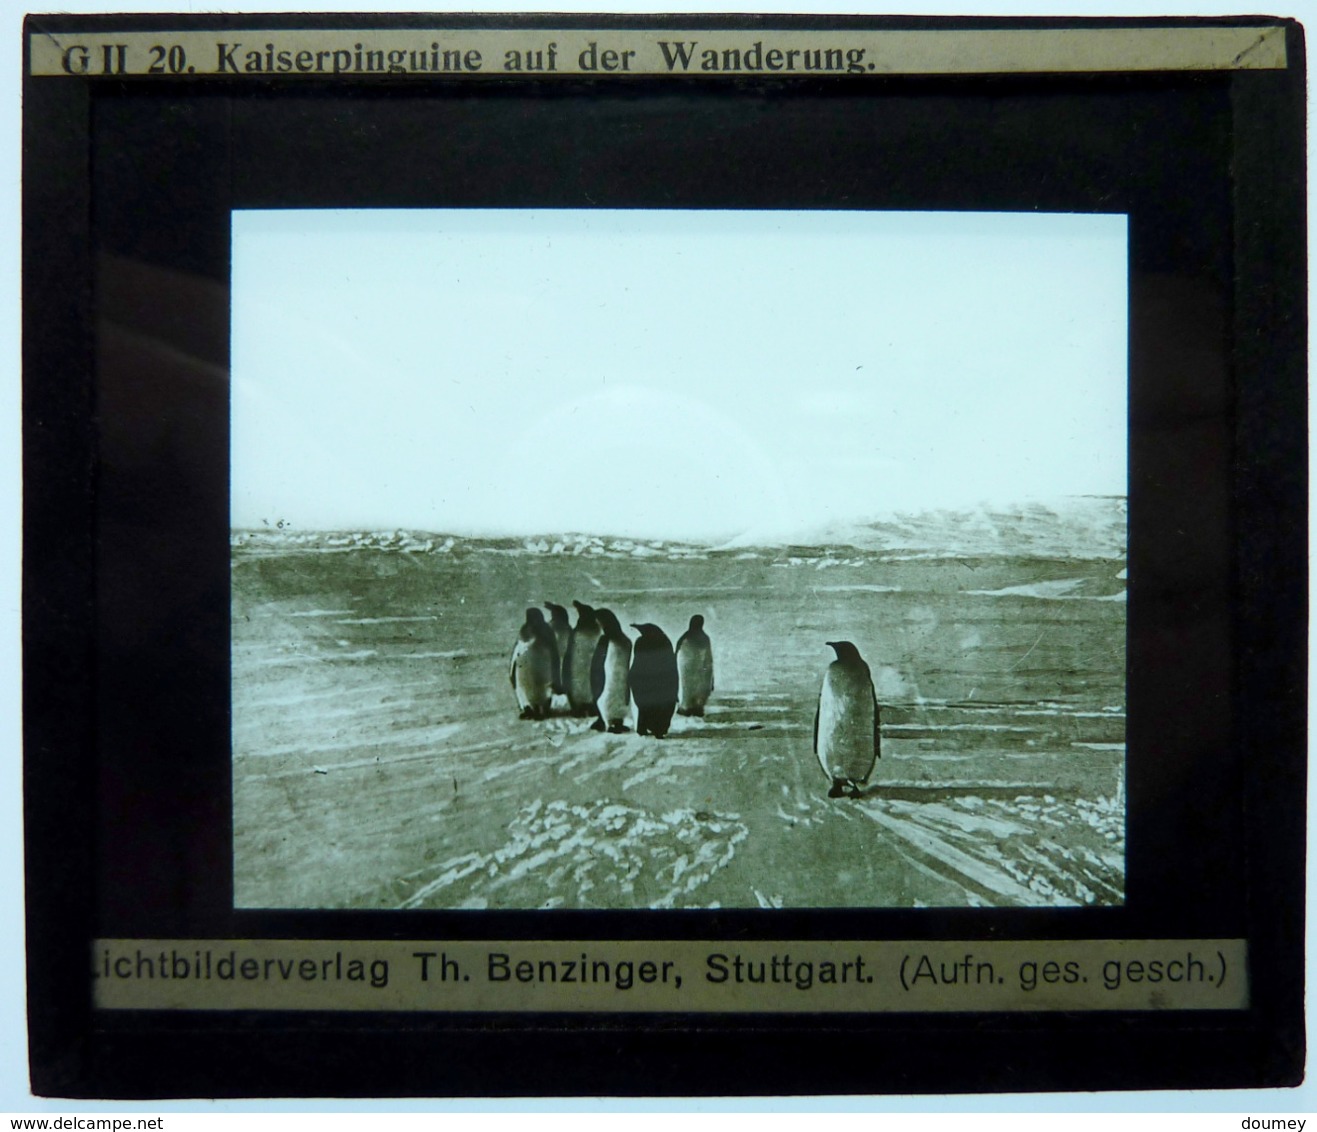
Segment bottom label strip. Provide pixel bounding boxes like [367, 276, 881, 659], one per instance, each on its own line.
[92, 938, 1248, 1012]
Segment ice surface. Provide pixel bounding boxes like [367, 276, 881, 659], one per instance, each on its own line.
[232, 500, 1126, 910]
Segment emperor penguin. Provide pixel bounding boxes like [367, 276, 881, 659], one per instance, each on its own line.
[629, 623, 679, 738]
[813, 640, 881, 798]
[543, 602, 572, 693]
[589, 608, 632, 733]
[509, 607, 559, 720]
[564, 600, 603, 716]
[674, 614, 714, 717]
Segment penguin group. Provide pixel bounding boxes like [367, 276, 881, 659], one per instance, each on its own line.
[510, 604, 715, 739]
[511, 604, 880, 798]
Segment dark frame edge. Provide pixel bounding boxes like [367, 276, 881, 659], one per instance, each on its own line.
[1232, 17, 1309, 1089]
[22, 50, 97, 1098]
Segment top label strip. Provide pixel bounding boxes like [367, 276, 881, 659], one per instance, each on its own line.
[28, 26, 1289, 79]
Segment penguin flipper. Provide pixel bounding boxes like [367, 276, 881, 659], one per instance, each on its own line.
[873, 694, 882, 758]
[812, 696, 820, 754]
[659, 657, 680, 704]
[590, 638, 607, 702]
[550, 635, 563, 695]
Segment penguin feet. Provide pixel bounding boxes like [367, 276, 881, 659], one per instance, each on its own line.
[606, 722, 630, 734]
[828, 779, 848, 798]
[518, 707, 537, 721]
[589, 718, 606, 732]
[676, 708, 690, 717]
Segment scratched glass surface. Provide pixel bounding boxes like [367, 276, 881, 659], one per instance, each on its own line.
[230, 209, 1127, 910]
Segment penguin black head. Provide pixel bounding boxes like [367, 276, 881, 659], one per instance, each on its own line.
[525, 607, 547, 626]
[688, 615, 705, 631]
[544, 601, 569, 624]
[632, 623, 673, 652]
[572, 599, 595, 617]
[595, 608, 626, 638]
[826, 640, 863, 663]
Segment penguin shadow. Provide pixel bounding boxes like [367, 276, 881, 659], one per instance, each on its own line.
[585, 711, 701, 741]
[666, 706, 805, 740]
[510, 701, 802, 740]
[844, 783, 1080, 804]
[516, 694, 595, 725]
[841, 784, 885, 803]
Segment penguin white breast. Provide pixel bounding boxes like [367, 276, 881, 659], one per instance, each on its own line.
[514, 637, 554, 705]
[568, 627, 601, 696]
[677, 642, 713, 698]
[816, 665, 876, 782]
[599, 639, 631, 720]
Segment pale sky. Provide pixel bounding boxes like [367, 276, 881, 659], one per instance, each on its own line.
[231, 208, 1127, 541]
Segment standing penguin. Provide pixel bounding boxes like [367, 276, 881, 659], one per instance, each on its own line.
[629, 623, 680, 738]
[590, 608, 633, 733]
[813, 640, 881, 798]
[563, 600, 603, 717]
[509, 607, 559, 720]
[543, 602, 572, 694]
[674, 614, 714, 717]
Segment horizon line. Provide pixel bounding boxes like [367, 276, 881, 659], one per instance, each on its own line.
[230, 493, 1128, 544]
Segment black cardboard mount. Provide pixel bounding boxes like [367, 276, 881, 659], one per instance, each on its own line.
[21, 12, 1308, 1098]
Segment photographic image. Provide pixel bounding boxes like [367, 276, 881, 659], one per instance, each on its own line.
[230, 207, 1128, 912]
